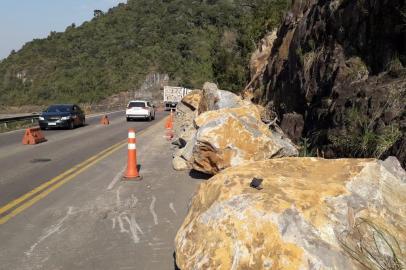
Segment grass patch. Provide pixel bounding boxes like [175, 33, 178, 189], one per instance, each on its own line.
[338, 218, 403, 270]
[298, 137, 316, 157]
[329, 87, 404, 158]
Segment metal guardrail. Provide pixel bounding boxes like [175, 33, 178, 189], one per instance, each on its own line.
[0, 114, 40, 128]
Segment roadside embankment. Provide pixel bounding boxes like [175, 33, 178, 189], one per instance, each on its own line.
[171, 82, 406, 269]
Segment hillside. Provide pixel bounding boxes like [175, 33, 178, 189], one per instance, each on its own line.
[0, 0, 289, 106]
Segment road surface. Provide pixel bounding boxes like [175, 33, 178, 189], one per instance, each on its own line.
[0, 111, 202, 269]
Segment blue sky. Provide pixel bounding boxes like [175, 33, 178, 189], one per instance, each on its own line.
[0, 0, 126, 59]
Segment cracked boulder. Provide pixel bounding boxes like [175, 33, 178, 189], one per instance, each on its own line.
[175, 157, 406, 269]
[191, 105, 298, 174]
[198, 82, 243, 114]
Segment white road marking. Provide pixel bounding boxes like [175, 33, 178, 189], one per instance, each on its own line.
[149, 196, 158, 225]
[132, 217, 144, 236]
[148, 241, 165, 246]
[169, 203, 177, 216]
[129, 194, 138, 208]
[123, 215, 140, 244]
[87, 110, 125, 119]
[111, 189, 143, 245]
[118, 213, 129, 233]
[25, 207, 74, 257]
[120, 214, 144, 244]
[111, 218, 116, 229]
[116, 186, 122, 207]
[107, 166, 126, 190]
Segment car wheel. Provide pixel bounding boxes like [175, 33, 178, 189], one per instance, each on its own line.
[40, 126, 46, 130]
[152, 113, 155, 120]
[148, 114, 152, 121]
[82, 118, 85, 126]
[69, 121, 74, 129]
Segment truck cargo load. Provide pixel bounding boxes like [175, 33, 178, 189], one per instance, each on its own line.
[163, 86, 192, 110]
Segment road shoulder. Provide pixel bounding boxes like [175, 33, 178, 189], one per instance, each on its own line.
[0, 117, 202, 270]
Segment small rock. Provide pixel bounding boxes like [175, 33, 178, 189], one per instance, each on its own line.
[249, 177, 263, 190]
[172, 156, 189, 171]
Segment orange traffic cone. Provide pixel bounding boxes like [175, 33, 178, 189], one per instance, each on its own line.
[165, 117, 173, 130]
[100, 115, 109, 125]
[164, 110, 174, 140]
[123, 128, 142, 180]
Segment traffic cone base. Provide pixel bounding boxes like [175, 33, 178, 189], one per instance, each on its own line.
[165, 128, 174, 141]
[123, 175, 143, 181]
[22, 127, 47, 145]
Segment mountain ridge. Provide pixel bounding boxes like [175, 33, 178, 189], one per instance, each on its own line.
[0, 0, 289, 106]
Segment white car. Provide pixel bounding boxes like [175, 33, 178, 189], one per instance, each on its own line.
[126, 100, 156, 121]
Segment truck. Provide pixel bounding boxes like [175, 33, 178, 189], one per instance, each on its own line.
[163, 86, 192, 110]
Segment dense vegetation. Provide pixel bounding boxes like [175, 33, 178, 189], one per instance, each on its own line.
[0, 0, 289, 105]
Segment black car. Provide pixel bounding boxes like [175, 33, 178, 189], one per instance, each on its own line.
[38, 104, 85, 130]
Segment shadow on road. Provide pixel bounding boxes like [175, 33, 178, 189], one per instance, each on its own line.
[173, 252, 180, 270]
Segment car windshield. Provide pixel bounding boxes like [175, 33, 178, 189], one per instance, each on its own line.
[128, 102, 145, 108]
[46, 105, 72, 113]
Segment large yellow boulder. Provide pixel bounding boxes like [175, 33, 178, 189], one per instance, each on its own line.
[194, 104, 263, 128]
[181, 90, 202, 111]
[175, 157, 406, 269]
[191, 106, 298, 174]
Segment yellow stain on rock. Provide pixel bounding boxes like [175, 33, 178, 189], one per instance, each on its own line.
[194, 105, 262, 128]
[182, 90, 202, 110]
[192, 105, 293, 174]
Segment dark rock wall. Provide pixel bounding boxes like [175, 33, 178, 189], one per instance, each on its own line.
[259, 0, 406, 167]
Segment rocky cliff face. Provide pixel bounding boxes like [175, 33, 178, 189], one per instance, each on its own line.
[255, 0, 406, 167]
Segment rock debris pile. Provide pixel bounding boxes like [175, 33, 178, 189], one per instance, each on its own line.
[172, 82, 298, 175]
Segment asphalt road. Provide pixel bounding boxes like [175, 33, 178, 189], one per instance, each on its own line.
[0, 111, 165, 208]
[0, 112, 202, 269]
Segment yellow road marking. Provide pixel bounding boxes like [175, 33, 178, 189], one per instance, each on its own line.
[0, 116, 165, 225]
[0, 140, 126, 225]
[0, 140, 126, 216]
